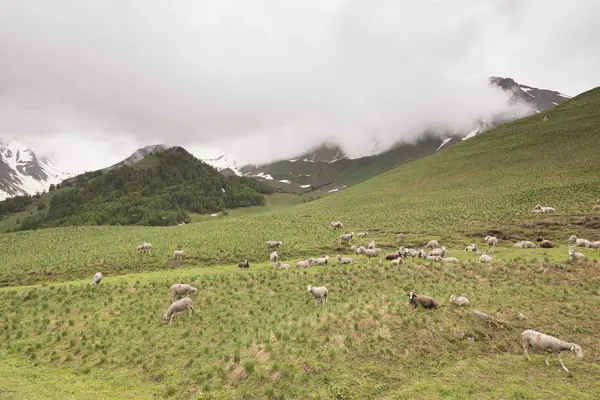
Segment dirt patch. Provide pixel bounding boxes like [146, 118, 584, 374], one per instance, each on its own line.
[125, 287, 137, 294]
[301, 362, 315, 375]
[228, 364, 247, 382]
[168, 260, 183, 268]
[102, 311, 121, 318]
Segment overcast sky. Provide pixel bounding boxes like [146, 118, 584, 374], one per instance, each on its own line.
[1, 0, 599, 172]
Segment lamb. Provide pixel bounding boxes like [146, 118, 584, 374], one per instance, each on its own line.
[336, 255, 354, 264]
[296, 258, 315, 268]
[477, 250, 492, 263]
[423, 254, 442, 262]
[390, 257, 405, 266]
[265, 240, 283, 249]
[269, 251, 279, 263]
[169, 283, 198, 303]
[314, 255, 329, 265]
[238, 260, 250, 268]
[449, 295, 469, 306]
[540, 239, 555, 248]
[330, 221, 344, 229]
[442, 257, 460, 263]
[485, 236, 499, 253]
[357, 247, 381, 264]
[464, 244, 478, 252]
[307, 285, 328, 306]
[367, 240, 376, 249]
[428, 246, 446, 257]
[339, 232, 354, 245]
[521, 329, 583, 372]
[585, 241, 600, 250]
[425, 240, 439, 249]
[567, 249, 585, 262]
[162, 297, 194, 324]
[514, 241, 536, 249]
[90, 272, 103, 287]
[172, 250, 185, 260]
[534, 204, 556, 213]
[568, 235, 591, 248]
[408, 292, 438, 309]
[273, 261, 291, 270]
[396, 233, 405, 243]
[357, 232, 368, 238]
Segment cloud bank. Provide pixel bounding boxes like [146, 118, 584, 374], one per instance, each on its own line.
[0, 0, 599, 169]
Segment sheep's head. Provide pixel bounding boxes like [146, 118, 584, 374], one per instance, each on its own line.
[571, 344, 583, 358]
[476, 250, 484, 255]
[568, 235, 577, 242]
[191, 287, 198, 295]
[162, 314, 169, 323]
[449, 295, 457, 302]
[408, 292, 417, 303]
[534, 204, 542, 210]
[307, 285, 313, 292]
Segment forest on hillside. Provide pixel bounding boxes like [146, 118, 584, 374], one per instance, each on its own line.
[4, 147, 274, 231]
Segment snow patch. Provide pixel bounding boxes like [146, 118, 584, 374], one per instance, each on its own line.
[462, 128, 480, 141]
[252, 173, 273, 180]
[551, 102, 559, 106]
[300, 184, 311, 188]
[210, 213, 218, 217]
[278, 180, 291, 184]
[435, 138, 452, 152]
[558, 93, 572, 98]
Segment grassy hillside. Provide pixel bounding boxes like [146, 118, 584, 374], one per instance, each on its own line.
[1, 87, 600, 399]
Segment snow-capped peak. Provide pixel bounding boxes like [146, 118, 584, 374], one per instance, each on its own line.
[200, 153, 243, 176]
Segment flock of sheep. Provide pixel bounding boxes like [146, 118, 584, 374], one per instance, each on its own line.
[85, 201, 598, 372]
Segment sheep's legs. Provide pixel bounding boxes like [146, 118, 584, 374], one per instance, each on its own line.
[188, 306, 194, 317]
[545, 354, 551, 366]
[556, 353, 569, 372]
[169, 314, 175, 324]
[523, 344, 532, 361]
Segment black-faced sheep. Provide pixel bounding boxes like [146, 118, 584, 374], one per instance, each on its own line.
[238, 260, 250, 268]
[163, 297, 194, 324]
[408, 292, 438, 309]
[522, 329, 583, 372]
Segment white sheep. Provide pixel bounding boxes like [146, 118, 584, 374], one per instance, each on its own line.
[423, 254, 442, 262]
[477, 250, 492, 263]
[534, 204, 556, 213]
[514, 241, 536, 249]
[296, 258, 315, 268]
[567, 249, 585, 262]
[169, 283, 198, 303]
[172, 250, 185, 260]
[357, 232, 368, 238]
[568, 235, 591, 248]
[531, 209, 543, 214]
[273, 261, 291, 270]
[396, 233, 405, 243]
[90, 272, 103, 287]
[330, 221, 344, 229]
[425, 240, 439, 249]
[137, 241, 152, 254]
[357, 247, 381, 264]
[162, 297, 194, 324]
[390, 257, 404, 266]
[442, 257, 460, 263]
[307, 285, 328, 306]
[521, 329, 583, 372]
[351, 245, 366, 256]
[428, 246, 446, 257]
[485, 236, 499, 253]
[449, 295, 469, 306]
[314, 255, 329, 266]
[367, 240, 376, 249]
[265, 240, 283, 249]
[464, 244, 478, 252]
[586, 241, 600, 249]
[336, 255, 354, 264]
[269, 251, 279, 263]
[339, 232, 354, 245]
[404, 248, 423, 258]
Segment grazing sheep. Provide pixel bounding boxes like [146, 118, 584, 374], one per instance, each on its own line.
[404, 248, 423, 258]
[408, 292, 438, 309]
[314, 255, 329, 265]
[368, 240, 376, 249]
[396, 233, 405, 243]
[351, 245, 365, 256]
[163, 297, 194, 324]
[423, 254, 442, 262]
[330, 221, 344, 229]
[568, 235, 591, 248]
[296, 258, 315, 268]
[567, 249, 586, 262]
[357, 247, 381, 264]
[307, 285, 328, 306]
[172, 250, 185, 260]
[169, 283, 198, 303]
[339, 232, 354, 245]
[425, 240, 439, 249]
[464, 244, 478, 252]
[449, 295, 470, 306]
[90, 272, 103, 287]
[522, 329, 583, 372]
[273, 261, 291, 270]
[137, 242, 152, 254]
[238, 260, 250, 268]
[269, 251, 279, 263]
[336, 255, 354, 264]
[514, 240, 536, 249]
[485, 236, 499, 253]
[477, 250, 493, 263]
[586, 241, 600, 250]
[390, 257, 405, 266]
[442, 257, 460, 263]
[534, 204, 556, 213]
[265, 240, 283, 249]
[428, 246, 446, 257]
[540, 239, 555, 248]
[357, 232, 368, 238]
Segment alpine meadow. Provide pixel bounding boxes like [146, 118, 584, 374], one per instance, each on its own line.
[1, 88, 600, 400]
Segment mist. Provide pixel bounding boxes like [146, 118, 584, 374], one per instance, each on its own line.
[1, 0, 599, 169]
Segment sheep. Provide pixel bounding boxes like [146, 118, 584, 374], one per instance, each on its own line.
[351, 245, 366, 256]
[531, 209, 543, 214]
[336, 255, 354, 264]
[477, 250, 493, 263]
[567, 249, 585, 262]
[540, 239, 555, 248]
[339, 232, 354, 245]
[423, 254, 442, 262]
[485, 236, 499, 253]
[442, 257, 460, 263]
[408, 292, 438, 309]
[568, 235, 591, 248]
[385, 251, 403, 260]
[593, 205, 600, 210]
[296, 258, 315, 268]
[269, 251, 279, 263]
[428, 246, 446, 257]
[137, 242, 152, 254]
[585, 241, 600, 250]
[514, 241, 536, 249]
[396, 233, 405, 243]
[307, 285, 328, 306]
[314, 255, 329, 266]
[330, 221, 344, 229]
[521, 329, 583, 372]
[367, 240, 376, 249]
[172, 250, 185, 260]
[273, 261, 291, 270]
[449, 295, 469, 306]
[464, 244, 478, 252]
[90, 272, 103, 287]
[425, 240, 439, 249]
[404, 248, 423, 258]
[474, 310, 490, 320]
[357, 247, 381, 264]
[162, 297, 194, 324]
[390, 257, 404, 266]
[534, 204, 556, 213]
[357, 232, 368, 238]
[238, 260, 250, 268]
[169, 283, 198, 303]
[265, 240, 283, 249]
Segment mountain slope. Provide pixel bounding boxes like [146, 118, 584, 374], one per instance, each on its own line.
[0, 139, 72, 200]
